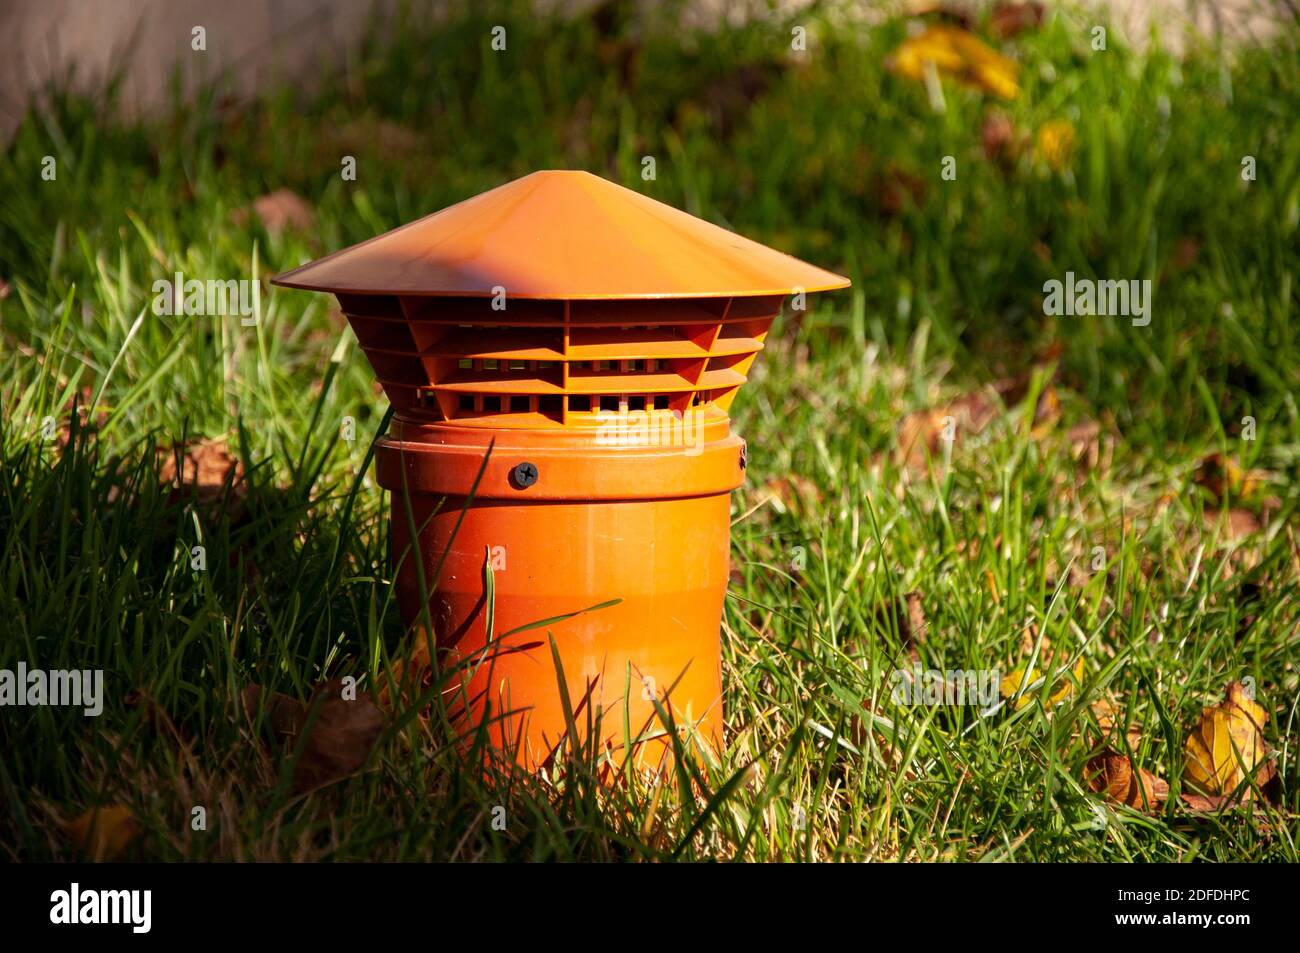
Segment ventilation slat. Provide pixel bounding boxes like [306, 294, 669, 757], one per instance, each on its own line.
[568, 299, 729, 327]
[433, 374, 565, 396]
[365, 352, 430, 386]
[361, 294, 784, 423]
[566, 370, 702, 395]
[337, 294, 404, 318]
[697, 368, 748, 390]
[725, 295, 784, 318]
[707, 336, 764, 358]
[402, 297, 566, 326]
[348, 316, 419, 353]
[423, 327, 564, 361]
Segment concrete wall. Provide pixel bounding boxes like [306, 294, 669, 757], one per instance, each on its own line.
[0, 0, 396, 138]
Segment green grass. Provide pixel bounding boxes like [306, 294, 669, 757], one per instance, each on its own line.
[1, 0, 1298, 861]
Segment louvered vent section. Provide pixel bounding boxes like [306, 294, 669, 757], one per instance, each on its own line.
[337, 293, 782, 427]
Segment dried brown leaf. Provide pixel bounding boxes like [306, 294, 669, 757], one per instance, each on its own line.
[762, 474, 823, 515]
[989, 2, 1045, 39]
[1085, 749, 1168, 812]
[61, 805, 140, 860]
[980, 109, 1019, 162]
[291, 679, 385, 794]
[234, 188, 316, 235]
[1205, 508, 1263, 541]
[159, 437, 246, 515]
[241, 684, 306, 739]
[896, 390, 997, 468]
[1067, 419, 1108, 470]
[243, 680, 385, 795]
[879, 163, 927, 215]
[330, 117, 423, 157]
[903, 590, 927, 644]
[1172, 236, 1201, 270]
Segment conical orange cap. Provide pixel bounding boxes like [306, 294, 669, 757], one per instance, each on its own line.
[272, 170, 849, 299]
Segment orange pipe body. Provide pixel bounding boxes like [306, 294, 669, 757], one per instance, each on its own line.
[378, 418, 743, 769]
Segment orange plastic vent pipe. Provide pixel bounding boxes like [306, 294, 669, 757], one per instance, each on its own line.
[273, 171, 849, 769]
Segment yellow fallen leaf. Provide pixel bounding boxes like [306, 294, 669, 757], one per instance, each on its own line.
[1193, 453, 1263, 504]
[1001, 654, 1084, 709]
[889, 25, 1020, 100]
[62, 805, 139, 860]
[1036, 120, 1075, 171]
[1184, 681, 1273, 799]
[1029, 385, 1060, 438]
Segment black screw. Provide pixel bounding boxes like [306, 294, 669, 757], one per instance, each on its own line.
[511, 461, 539, 488]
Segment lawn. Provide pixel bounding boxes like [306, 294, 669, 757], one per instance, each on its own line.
[1, 0, 1298, 861]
